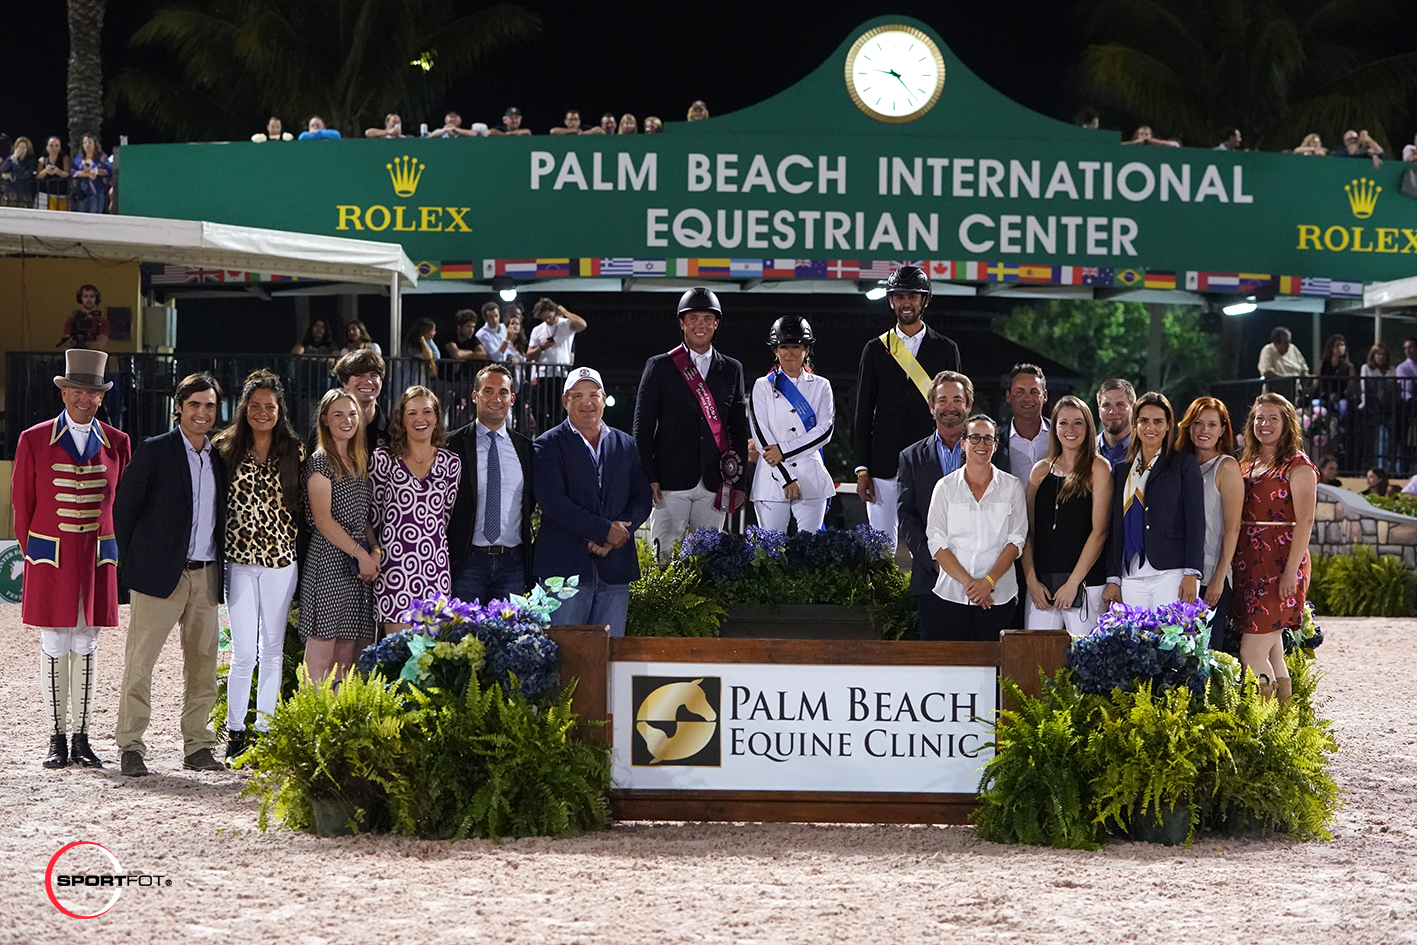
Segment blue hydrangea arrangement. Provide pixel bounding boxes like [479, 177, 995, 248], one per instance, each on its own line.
[1067, 600, 1218, 696]
[354, 577, 578, 700]
[676, 524, 894, 582]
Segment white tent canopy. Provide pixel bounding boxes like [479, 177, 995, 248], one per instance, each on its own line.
[0, 206, 417, 339]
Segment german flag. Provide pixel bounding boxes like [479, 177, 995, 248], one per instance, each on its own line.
[441, 261, 474, 279]
[1143, 271, 1176, 290]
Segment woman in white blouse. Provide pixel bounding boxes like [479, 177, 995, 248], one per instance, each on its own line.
[747, 316, 834, 532]
[925, 415, 1028, 641]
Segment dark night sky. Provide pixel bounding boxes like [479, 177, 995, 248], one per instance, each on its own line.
[2, 1, 1091, 145]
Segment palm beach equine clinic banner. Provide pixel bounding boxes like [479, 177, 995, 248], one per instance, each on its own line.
[118, 17, 1417, 293]
[610, 662, 996, 793]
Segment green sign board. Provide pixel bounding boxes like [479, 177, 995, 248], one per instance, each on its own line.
[120, 16, 1417, 299]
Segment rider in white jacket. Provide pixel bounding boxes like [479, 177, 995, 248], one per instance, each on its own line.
[747, 316, 836, 532]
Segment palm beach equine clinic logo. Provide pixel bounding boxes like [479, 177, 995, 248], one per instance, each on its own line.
[632, 676, 721, 766]
[0, 541, 23, 604]
[44, 841, 168, 918]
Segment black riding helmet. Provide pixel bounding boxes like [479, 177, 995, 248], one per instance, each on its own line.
[885, 265, 931, 305]
[767, 314, 815, 347]
[677, 286, 723, 318]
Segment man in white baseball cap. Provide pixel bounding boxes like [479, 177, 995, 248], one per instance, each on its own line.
[533, 367, 652, 635]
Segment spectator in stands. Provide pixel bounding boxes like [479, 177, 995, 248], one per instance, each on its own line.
[477, 303, 519, 363]
[1318, 334, 1357, 421]
[71, 135, 110, 213]
[1292, 133, 1327, 156]
[687, 100, 709, 121]
[63, 284, 110, 351]
[550, 110, 584, 135]
[432, 111, 487, 138]
[35, 137, 69, 210]
[1395, 337, 1417, 401]
[1074, 106, 1100, 129]
[618, 114, 638, 135]
[1096, 378, 1136, 469]
[364, 113, 406, 138]
[505, 306, 530, 361]
[1316, 455, 1342, 487]
[0, 136, 36, 207]
[583, 112, 616, 135]
[1214, 127, 1242, 151]
[298, 116, 341, 140]
[331, 349, 387, 453]
[251, 117, 293, 142]
[925, 414, 1028, 641]
[337, 319, 382, 358]
[491, 106, 532, 136]
[444, 309, 488, 362]
[292, 317, 339, 356]
[1258, 326, 1309, 379]
[1335, 129, 1383, 168]
[644, 116, 663, 135]
[527, 298, 587, 364]
[1404, 133, 1417, 163]
[1361, 344, 1395, 461]
[1363, 467, 1390, 497]
[1122, 125, 1180, 147]
[401, 318, 440, 390]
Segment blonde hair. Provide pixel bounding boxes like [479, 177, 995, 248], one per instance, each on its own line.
[315, 388, 368, 480]
[1044, 395, 1099, 503]
[12, 136, 33, 159]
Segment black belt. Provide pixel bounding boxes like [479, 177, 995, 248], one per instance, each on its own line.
[185, 560, 213, 570]
[471, 545, 517, 555]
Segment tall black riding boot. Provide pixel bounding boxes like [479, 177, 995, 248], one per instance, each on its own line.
[69, 651, 105, 768]
[42, 652, 70, 769]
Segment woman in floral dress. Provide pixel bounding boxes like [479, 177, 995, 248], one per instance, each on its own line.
[370, 386, 461, 634]
[1233, 393, 1318, 701]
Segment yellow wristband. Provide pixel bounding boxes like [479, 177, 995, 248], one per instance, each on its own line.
[985, 574, 996, 588]
[856, 470, 870, 478]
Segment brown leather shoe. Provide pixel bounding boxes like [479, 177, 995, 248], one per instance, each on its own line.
[183, 748, 227, 772]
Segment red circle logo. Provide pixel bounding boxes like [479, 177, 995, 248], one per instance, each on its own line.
[45, 841, 123, 918]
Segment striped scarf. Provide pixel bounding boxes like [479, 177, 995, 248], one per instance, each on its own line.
[1122, 455, 1155, 572]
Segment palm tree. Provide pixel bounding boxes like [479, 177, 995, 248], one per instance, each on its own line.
[110, 0, 538, 142]
[1077, 0, 1417, 151]
[68, 0, 107, 156]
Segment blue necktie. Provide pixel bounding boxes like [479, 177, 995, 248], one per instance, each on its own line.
[484, 430, 501, 544]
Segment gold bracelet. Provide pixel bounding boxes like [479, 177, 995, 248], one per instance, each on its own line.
[984, 574, 996, 588]
[856, 470, 870, 478]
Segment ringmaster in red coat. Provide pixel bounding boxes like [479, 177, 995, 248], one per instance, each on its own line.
[12, 348, 131, 769]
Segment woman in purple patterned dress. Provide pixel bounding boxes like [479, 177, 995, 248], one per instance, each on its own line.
[370, 386, 461, 633]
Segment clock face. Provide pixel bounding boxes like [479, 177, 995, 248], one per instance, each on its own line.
[844, 25, 945, 123]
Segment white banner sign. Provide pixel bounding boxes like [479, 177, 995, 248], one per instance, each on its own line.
[609, 661, 997, 794]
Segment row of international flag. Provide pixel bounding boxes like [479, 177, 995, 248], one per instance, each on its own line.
[466, 258, 1365, 298]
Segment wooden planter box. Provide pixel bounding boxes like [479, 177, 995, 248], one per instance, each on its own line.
[720, 603, 879, 640]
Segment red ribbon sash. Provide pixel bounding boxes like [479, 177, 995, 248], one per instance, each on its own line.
[668, 344, 741, 511]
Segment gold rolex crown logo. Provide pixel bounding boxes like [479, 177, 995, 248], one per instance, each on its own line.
[1345, 177, 1380, 219]
[387, 155, 424, 198]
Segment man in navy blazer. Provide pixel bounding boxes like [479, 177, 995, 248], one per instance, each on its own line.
[535, 367, 653, 635]
[897, 371, 973, 640]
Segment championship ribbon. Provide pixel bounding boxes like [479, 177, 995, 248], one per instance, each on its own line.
[880, 330, 934, 406]
[668, 344, 742, 511]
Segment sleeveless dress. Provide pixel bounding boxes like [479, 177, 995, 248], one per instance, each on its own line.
[1233, 452, 1316, 635]
[370, 447, 461, 623]
[1197, 455, 1227, 586]
[297, 451, 374, 641]
[1032, 470, 1106, 588]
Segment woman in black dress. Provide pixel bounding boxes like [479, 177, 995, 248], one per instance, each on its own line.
[1021, 395, 1114, 635]
[299, 389, 380, 683]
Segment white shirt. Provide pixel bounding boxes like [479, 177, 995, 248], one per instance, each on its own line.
[688, 345, 713, 379]
[476, 324, 510, 362]
[747, 371, 835, 502]
[1402, 476, 1417, 496]
[1008, 418, 1050, 478]
[926, 466, 1028, 605]
[62, 410, 92, 455]
[473, 421, 523, 547]
[894, 323, 926, 358]
[574, 421, 609, 486]
[530, 317, 574, 364]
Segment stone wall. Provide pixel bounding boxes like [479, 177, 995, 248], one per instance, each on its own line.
[1312, 485, 1417, 568]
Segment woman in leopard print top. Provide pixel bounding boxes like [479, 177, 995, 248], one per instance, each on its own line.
[212, 370, 304, 762]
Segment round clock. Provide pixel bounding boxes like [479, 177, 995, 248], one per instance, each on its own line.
[844, 25, 945, 123]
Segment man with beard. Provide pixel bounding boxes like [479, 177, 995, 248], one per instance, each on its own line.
[896, 372, 972, 640]
[1095, 378, 1136, 469]
[853, 266, 960, 546]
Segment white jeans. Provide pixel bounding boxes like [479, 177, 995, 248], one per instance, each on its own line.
[40, 592, 100, 657]
[650, 482, 726, 563]
[864, 476, 899, 546]
[1120, 569, 1185, 609]
[226, 562, 299, 733]
[754, 497, 829, 533]
[1025, 585, 1107, 636]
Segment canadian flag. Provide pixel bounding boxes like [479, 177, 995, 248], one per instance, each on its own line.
[928, 260, 953, 279]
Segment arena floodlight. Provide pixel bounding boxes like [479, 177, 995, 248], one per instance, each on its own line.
[864, 286, 888, 301]
[1223, 300, 1257, 316]
[499, 287, 519, 302]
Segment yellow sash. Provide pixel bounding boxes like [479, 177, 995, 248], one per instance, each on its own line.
[880, 330, 933, 405]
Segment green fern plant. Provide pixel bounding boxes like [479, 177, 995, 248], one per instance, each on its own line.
[628, 546, 725, 637]
[972, 671, 1103, 850]
[1310, 545, 1412, 617]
